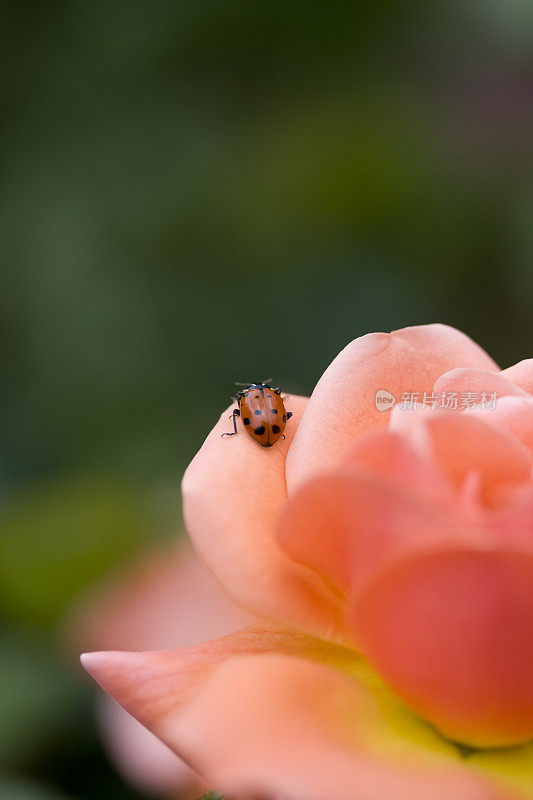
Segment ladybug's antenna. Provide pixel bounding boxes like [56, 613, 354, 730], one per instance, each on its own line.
[234, 378, 273, 387]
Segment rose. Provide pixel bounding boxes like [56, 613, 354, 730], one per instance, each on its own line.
[82, 324, 533, 800]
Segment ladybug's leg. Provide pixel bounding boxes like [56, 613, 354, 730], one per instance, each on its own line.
[273, 387, 281, 395]
[222, 408, 240, 437]
[286, 411, 293, 420]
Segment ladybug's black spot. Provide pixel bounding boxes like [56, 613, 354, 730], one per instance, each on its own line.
[255, 395, 260, 398]
[254, 409, 262, 415]
[270, 408, 278, 414]
[254, 425, 265, 436]
[282, 414, 287, 422]
[243, 417, 251, 425]
[272, 424, 281, 434]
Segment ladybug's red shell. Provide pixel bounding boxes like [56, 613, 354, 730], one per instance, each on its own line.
[239, 384, 289, 447]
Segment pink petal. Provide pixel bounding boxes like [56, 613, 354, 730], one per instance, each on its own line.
[501, 359, 533, 394]
[67, 539, 254, 654]
[97, 696, 206, 797]
[286, 324, 498, 493]
[341, 429, 452, 501]
[413, 412, 532, 507]
[469, 396, 533, 459]
[434, 368, 528, 404]
[67, 540, 254, 797]
[172, 654, 497, 800]
[490, 490, 533, 550]
[350, 547, 533, 747]
[81, 637, 495, 800]
[277, 474, 483, 602]
[81, 625, 346, 739]
[389, 403, 437, 436]
[182, 396, 346, 640]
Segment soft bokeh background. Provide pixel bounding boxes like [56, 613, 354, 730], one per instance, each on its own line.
[1, 1, 532, 798]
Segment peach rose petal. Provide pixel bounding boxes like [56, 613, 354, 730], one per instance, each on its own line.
[182, 396, 347, 641]
[278, 473, 373, 591]
[277, 467, 477, 597]
[502, 359, 533, 394]
[286, 324, 499, 493]
[468, 396, 533, 459]
[433, 368, 529, 405]
[67, 539, 254, 654]
[97, 696, 205, 798]
[81, 636, 499, 800]
[389, 403, 438, 436]
[413, 413, 532, 507]
[490, 490, 533, 550]
[341, 429, 452, 502]
[67, 540, 254, 798]
[80, 625, 356, 747]
[161, 654, 498, 800]
[350, 547, 533, 748]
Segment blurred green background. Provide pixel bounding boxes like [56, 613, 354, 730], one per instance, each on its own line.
[1, 1, 532, 798]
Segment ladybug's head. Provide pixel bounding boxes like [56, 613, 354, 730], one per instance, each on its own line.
[234, 379, 272, 391]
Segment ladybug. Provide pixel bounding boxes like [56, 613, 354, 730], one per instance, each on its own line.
[222, 380, 293, 448]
